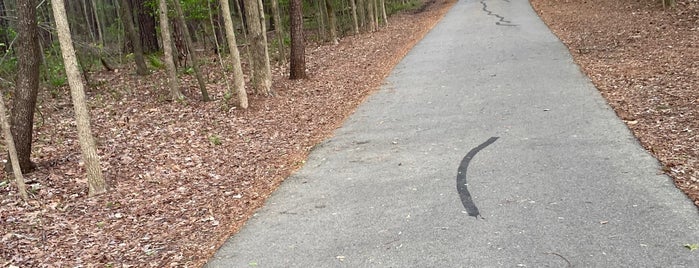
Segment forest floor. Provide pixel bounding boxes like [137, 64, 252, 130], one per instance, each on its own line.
[530, 0, 699, 205]
[0, 0, 457, 267]
[1, 0, 697, 267]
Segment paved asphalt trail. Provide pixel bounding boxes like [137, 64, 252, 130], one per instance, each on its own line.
[207, 0, 699, 266]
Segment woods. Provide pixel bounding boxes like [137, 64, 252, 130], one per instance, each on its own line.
[0, 0, 411, 197]
[0, 0, 444, 266]
[2, 0, 696, 266]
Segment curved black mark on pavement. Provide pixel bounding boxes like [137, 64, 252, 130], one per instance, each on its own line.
[457, 137, 499, 219]
[481, 0, 517, 27]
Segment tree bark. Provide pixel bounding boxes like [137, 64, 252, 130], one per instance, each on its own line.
[350, 0, 359, 34]
[132, 0, 160, 53]
[220, 0, 248, 108]
[158, 0, 183, 100]
[119, 0, 149, 75]
[289, 0, 306, 79]
[172, 0, 211, 101]
[270, 0, 286, 63]
[357, 0, 365, 30]
[379, 0, 387, 26]
[10, 0, 41, 173]
[244, 0, 273, 95]
[373, 0, 379, 28]
[0, 0, 9, 47]
[51, 0, 108, 197]
[0, 95, 29, 201]
[324, 0, 338, 44]
[366, 0, 375, 32]
[91, 0, 105, 46]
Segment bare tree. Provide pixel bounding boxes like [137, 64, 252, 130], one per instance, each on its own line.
[350, 0, 359, 34]
[9, 0, 41, 173]
[172, 0, 211, 101]
[119, 0, 149, 75]
[324, 0, 338, 44]
[357, 0, 366, 30]
[289, 0, 306, 79]
[158, 0, 183, 100]
[220, 0, 248, 108]
[51, 0, 107, 196]
[379, 0, 387, 26]
[366, 0, 376, 32]
[0, 97, 28, 201]
[270, 0, 286, 63]
[244, 0, 273, 95]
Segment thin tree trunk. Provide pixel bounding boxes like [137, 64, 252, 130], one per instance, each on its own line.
[10, 0, 41, 173]
[244, 0, 273, 95]
[82, 0, 97, 43]
[221, 0, 248, 108]
[373, 0, 379, 28]
[350, 0, 359, 34]
[158, 0, 183, 100]
[270, 0, 286, 63]
[51, 0, 107, 197]
[119, 0, 149, 75]
[379, 0, 387, 26]
[366, 0, 375, 32]
[289, 0, 306, 79]
[316, 0, 326, 41]
[357, 0, 365, 30]
[0, 96, 28, 201]
[172, 0, 211, 101]
[324, 0, 338, 44]
[0, 0, 9, 47]
[234, 0, 253, 82]
[91, 0, 105, 46]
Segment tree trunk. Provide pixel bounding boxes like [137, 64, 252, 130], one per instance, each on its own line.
[0, 95, 29, 201]
[270, 0, 286, 63]
[662, 0, 676, 8]
[373, 0, 379, 28]
[82, 0, 97, 43]
[0, 0, 9, 47]
[379, 0, 387, 26]
[158, 0, 183, 100]
[350, 0, 359, 34]
[324, 0, 338, 44]
[208, 0, 225, 53]
[316, 0, 326, 41]
[221, 0, 248, 108]
[357, 0, 365, 30]
[132, 0, 159, 53]
[119, 0, 149, 75]
[51, 0, 107, 197]
[244, 0, 273, 95]
[10, 0, 41, 173]
[289, 0, 306, 79]
[91, 0, 105, 46]
[366, 0, 375, 32]
[172, 0, 211, 101]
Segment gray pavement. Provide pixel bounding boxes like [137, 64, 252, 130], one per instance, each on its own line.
[206, 0, 699, 266]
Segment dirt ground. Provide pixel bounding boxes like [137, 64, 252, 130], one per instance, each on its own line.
[2, 0, 697, 266]
[0, 0, 456, 267]
[530, 0, 699, 205]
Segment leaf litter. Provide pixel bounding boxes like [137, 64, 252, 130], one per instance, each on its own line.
[0, 0, 456, 267]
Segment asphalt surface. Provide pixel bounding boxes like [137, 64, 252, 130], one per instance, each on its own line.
[206, 0, 699, 266]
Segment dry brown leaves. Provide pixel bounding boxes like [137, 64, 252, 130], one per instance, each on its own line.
[0, 0, 456, 267]
[530, 0, 699, 203]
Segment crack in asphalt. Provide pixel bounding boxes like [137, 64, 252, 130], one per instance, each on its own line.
[481, 0, 517, 26]
[457, 137, 499, 219]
